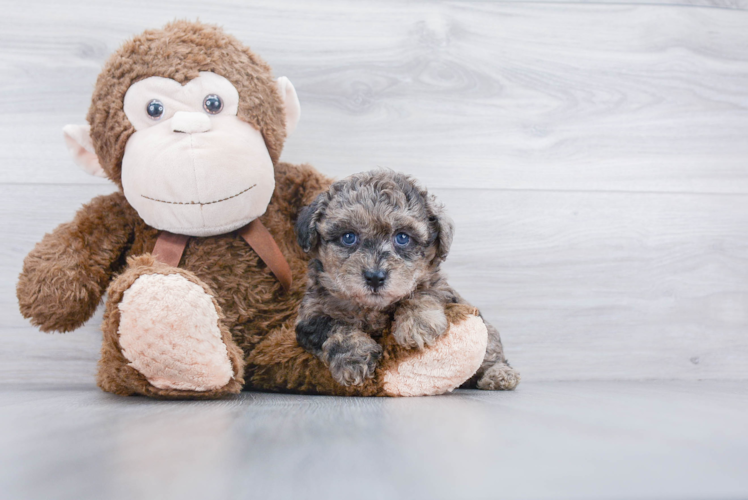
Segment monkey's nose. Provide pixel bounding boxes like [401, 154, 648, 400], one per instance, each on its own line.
[172, 112, 212, 134]
[363, 269, 388, 291]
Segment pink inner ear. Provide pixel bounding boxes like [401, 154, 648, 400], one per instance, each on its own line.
[277, 77, 300, 135]
[62, 125, 107, 178]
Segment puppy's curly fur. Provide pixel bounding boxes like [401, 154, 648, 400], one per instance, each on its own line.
[294, 170, 519, 390]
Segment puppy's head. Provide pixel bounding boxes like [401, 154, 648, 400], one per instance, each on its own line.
[296, 170, 454, 309]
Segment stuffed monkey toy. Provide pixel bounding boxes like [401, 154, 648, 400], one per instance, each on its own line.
[16, 21, 519, 398]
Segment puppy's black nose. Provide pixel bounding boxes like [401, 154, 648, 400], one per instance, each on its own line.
[364, 269, 388, 291]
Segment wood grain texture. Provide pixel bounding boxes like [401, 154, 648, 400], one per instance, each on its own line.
[476, 0, 748, 9]
[1, 1, 747, 192]
[2, 382, 748, 500]
[1, 0, 746, 384]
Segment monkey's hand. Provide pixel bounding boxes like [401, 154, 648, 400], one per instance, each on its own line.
[392, 296, 449, 349]
[17, 193, 134, 333]
[322, 330, 382, 386]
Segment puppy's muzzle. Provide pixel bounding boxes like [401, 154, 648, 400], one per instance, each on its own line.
[363, 269, 388, 291]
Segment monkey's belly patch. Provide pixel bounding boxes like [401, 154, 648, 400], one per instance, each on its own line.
[117, 273, 234, 391]
[383, 314, 488, 397]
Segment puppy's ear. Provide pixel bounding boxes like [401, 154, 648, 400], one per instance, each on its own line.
[427, 195, 455, 264]
[295, 193, 328, 253]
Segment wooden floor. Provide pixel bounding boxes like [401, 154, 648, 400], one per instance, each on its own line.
[1, 381, 747, 500]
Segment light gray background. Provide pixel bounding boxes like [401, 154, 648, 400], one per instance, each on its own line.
[1, 1, 747, 499]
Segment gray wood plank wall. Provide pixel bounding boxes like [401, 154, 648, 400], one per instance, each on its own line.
[1, 0, 746, 384]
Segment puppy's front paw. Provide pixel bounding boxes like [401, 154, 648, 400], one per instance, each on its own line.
[323, 334, 383, 386]
[393, 306, 448, 349]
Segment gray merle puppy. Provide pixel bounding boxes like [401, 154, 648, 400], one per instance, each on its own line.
[294, 170, 519, 390]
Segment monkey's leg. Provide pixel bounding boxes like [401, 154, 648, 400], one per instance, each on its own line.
[97, 255, 244, 399]
[246, 303, 489, 397]
[461, 320, 520, 391]
[245, 319, 382, 396]
[379, 303, 489, 396]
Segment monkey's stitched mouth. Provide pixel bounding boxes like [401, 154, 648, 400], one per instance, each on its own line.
[141, 184, 256, 206]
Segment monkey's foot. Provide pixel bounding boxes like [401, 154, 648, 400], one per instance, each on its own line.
[98, 255, 244, 398]
[382, 305, 488, 397]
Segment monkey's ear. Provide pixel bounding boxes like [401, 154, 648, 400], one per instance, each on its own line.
[295, 194, 327, 253]
[62, 124, 107, 178]
[277, 77, 301, 136]
[427, 196, 455, 264]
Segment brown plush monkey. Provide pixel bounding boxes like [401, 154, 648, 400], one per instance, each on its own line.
[16, 21, 510, 398]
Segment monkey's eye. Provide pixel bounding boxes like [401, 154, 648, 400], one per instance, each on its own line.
[394, 232, 410, 246]
[340, 232, 358, 247]
[146, 99, 164, 120]
[203, 94, 223, 114]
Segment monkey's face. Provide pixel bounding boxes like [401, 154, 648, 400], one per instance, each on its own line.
[120, 72, 274, 237]
[296, 171, 455, 310]
[63, 23, 301, 236]
[63, 22, 301, 236]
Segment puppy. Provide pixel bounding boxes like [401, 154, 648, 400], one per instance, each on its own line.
[294, 170, 519, 390]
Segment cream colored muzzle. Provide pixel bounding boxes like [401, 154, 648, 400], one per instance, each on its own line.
[58, 72, 302, 237]
[172, 112, 212, 134]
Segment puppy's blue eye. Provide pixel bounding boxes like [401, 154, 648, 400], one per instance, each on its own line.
[394, 232, 410, 246]
[341, 232, 357, 246]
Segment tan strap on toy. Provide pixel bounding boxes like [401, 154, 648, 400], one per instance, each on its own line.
[237, 219, 293, 293]
[152, 219, 292, 293]
[151, 231, 190, 267]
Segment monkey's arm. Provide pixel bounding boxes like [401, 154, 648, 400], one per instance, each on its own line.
[17, 192, 135, 333]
